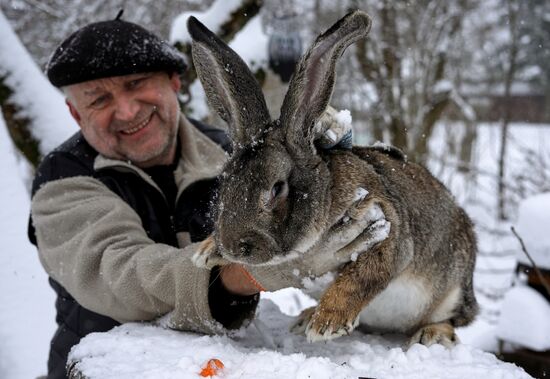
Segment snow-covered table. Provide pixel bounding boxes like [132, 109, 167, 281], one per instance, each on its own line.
[68, 299, 531, 379]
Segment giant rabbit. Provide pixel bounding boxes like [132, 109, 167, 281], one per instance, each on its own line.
[187, 11, 478, 347]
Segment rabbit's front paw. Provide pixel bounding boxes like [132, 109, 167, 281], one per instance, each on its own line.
[192, 235, 229, 268]
[408, 322, 459, 349]
[305, 307, 360, 342]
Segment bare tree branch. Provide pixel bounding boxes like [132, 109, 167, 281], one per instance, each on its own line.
[511, 226, 550, 297]
[19, 0, 65, 18]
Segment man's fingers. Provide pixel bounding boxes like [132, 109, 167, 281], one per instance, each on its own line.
[315, 106, 353, 150]
[220, 264, 263, 296]
[334, 219, 391, 261]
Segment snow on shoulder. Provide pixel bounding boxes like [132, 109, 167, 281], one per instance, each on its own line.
[69, 299, 532, 379]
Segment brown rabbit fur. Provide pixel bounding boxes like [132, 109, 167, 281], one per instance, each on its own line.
[187, 11, 478, 346]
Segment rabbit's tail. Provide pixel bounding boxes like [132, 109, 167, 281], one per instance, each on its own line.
[451, 275, 479, 327]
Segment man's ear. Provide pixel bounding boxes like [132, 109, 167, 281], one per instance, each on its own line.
[169, 72, 181, 92]
[66, 99, 82, 125]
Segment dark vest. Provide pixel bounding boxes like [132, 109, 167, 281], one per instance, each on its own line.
[28, 119, 231, 379]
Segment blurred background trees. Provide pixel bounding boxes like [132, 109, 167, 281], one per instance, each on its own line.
[2, 0, 548, 166]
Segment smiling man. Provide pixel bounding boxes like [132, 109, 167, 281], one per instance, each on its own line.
[28, 13, 364, 379]
[29, 16, 263, 378]
[64, 72, 181, 167]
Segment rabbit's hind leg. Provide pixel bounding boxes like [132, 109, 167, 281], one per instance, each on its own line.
[408, 322, 459, 349]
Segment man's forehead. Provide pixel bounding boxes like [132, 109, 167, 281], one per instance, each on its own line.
[70, 72, 157, 95]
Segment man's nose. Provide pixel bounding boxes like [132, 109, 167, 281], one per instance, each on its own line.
[114, 94, 140, 121]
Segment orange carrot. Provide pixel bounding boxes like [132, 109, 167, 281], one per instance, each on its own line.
[199, 358, 225, 377]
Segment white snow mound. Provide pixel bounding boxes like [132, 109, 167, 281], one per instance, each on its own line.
[69, 299, 531, 379]
[515, 192, 550, 269]
[496, 285, 550, 352]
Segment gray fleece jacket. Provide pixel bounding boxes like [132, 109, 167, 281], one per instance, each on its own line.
[30, 115, 249, 334]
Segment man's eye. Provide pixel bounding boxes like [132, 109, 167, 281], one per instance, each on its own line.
[89, 95, 109, 108]
[128, 77, 146, 89]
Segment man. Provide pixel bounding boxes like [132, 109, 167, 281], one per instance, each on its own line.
[29, 15, 364, 379]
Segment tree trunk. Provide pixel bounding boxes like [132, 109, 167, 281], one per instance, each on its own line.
[412, 3, 464, 164]
[0, 77, 41, 167]
[544, 74, 550, 123]
[497, 0, 519, 221]
[380, 0, 408, 152]
[458, 120, 477, 173]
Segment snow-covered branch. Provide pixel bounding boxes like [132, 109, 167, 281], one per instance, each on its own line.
[0, 10, 76, 167]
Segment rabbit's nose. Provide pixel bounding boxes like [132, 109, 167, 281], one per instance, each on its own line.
[236, 239, 254, 257]
[223, 232, 280, 264]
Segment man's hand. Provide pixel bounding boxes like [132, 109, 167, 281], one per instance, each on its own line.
[315, 106, 353, 150]
[194, 237, 261, 296]
[219, 264, 263, 296]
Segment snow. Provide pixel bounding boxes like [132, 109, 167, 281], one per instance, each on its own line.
[334, 109, 353, 128]
[372, 140, 397, 151]
[300, 271, 335, 299]
[0, 11, 76, 156]
[0, 113, 56, 378]
[228, 15, 268, 70]
[433, 79, 453, 94]
[496, 285, 550, 352]
[515, 192, 550, 269]
[170, 0, 247, 45]
[68, 299, 531, 379]
[354, 186, 369, 201]
[187, 79, 210, 120]
[449, 90, 477, 121]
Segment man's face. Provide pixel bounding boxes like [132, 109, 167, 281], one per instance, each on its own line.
[65, 72, 181, 168]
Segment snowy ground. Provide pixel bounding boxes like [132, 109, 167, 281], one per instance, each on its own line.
[69, 296, 530, 379]
[0, 116, 56, 378]
[2, 121, 548, 378]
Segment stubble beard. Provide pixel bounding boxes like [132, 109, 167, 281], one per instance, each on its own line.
[119, 106, 180, 167]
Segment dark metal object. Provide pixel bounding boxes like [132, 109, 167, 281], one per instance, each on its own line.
[267, 15, 302, 82]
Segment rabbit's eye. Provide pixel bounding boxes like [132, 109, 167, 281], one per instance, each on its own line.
[262, 181, 289, 210]
[271, 181, 288, 200]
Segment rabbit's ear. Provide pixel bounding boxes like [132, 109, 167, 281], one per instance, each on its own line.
[187, 16, 271, 147]
[280, 11, 371, 153]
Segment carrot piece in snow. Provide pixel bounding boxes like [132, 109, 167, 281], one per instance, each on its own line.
[199, 358, 225, 377]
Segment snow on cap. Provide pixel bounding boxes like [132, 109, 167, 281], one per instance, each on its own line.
[46, 10, 187, 87]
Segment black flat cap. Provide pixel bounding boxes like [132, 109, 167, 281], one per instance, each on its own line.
[46, 15, 187, 87]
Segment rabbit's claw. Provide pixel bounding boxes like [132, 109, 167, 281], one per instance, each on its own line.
[345, 187, 370, 221]
[408, 322, 459, 349]
[304, 307, 360, 342]
[290, 306, 316, 335]
[192, 235, 229, 268]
